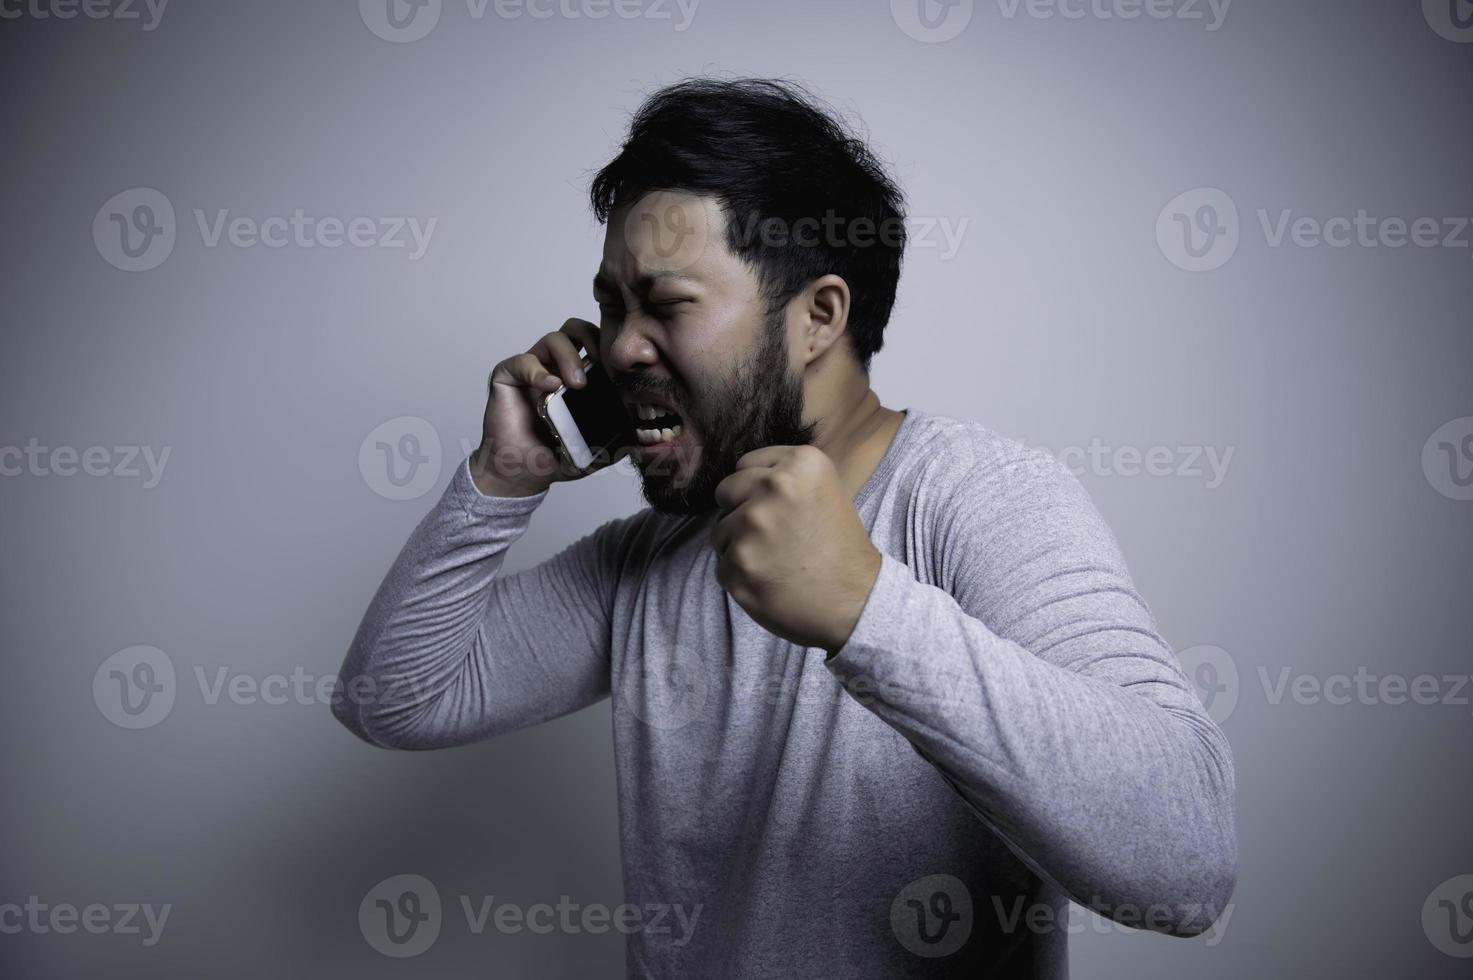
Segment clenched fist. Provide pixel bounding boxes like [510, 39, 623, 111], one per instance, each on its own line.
[711, 444, 883, 654]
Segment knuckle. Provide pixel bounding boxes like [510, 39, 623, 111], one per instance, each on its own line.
[728, 541, 755, 571]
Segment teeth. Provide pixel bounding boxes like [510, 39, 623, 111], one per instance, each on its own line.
[635, 424, 682, 445]
[633, 403, 671, 421]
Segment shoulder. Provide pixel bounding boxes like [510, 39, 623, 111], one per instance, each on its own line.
[898, 409, 1129, 589]
[900, 409, 1087, 516]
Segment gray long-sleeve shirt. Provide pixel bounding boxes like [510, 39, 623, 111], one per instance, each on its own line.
[334, 407, 1238, 978]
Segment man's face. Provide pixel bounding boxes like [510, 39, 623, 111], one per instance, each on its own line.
[595, 190, 816, 515]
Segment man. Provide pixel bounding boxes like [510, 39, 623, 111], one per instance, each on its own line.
[334, 77, 1238, 977]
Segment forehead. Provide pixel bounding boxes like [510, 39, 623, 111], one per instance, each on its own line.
[598, 190, 746, 292]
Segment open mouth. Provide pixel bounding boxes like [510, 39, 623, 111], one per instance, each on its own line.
[627, 401, 685, 446]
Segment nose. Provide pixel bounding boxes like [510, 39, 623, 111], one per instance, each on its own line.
[602, 315, 662, 376]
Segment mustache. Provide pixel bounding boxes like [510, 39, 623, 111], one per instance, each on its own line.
[615, 375, 693, 412]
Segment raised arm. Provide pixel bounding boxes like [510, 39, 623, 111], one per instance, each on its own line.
[332, 456, 632, 749]
[333, 317, 633, 749]
[825, 447, 1239, 935]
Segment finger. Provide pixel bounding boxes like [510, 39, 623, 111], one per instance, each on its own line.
[710, 504, 745, 558]
[713, 468, 767, 514]
[493, 352, 563, 392]
[532, 330, 588, 388]
[734, 445, 794, 471]
[559, 318, 601, 363]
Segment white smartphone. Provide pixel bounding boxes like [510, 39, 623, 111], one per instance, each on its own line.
[535, 351, 637, 472]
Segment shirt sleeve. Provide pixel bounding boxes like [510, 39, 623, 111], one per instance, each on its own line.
[824, 446, 1238, 935]
[332, 454, 630, 749]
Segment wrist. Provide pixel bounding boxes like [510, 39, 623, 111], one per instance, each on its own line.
[469, 445, 550, 499]
[823, 546, 883, 658]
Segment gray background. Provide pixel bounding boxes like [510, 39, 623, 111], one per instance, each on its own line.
[2, 0, 1471, 976]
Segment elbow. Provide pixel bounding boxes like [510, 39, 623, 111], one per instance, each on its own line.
[1163, 708, 1240, 936]
[330, 686, 392, 748]
[1107, 741, 1240, 938]
[1154, 785, 1240, 939]
[1090, 842, 1237, 941]
[329, 666, 412, 750]
[1164, 840, 1238, 938]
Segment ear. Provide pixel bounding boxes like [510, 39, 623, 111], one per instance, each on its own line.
[791, 274, 851, 368]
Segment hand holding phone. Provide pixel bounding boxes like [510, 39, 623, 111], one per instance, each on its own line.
[470, 318, 628, 497]
[536, 353, 637, 473]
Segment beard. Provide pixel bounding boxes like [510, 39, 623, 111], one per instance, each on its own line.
[626, 308, 817, 516]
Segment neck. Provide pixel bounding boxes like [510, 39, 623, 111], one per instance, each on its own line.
[807, 373, 905, 499]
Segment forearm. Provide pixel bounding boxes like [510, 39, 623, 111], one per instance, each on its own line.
[827, 554, 1238, 932]
[333, 456, 610, 749]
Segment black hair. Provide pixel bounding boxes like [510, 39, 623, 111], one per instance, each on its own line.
[589, 77, 907, 372]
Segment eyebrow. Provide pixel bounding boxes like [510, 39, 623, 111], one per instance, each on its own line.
[592, 270, 701, 297]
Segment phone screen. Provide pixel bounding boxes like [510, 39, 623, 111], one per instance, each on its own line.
[559, 361, 636, 460]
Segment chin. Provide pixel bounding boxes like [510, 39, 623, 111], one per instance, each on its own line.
[636, 460, 722, 515]
[639, 479, 716, 516]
